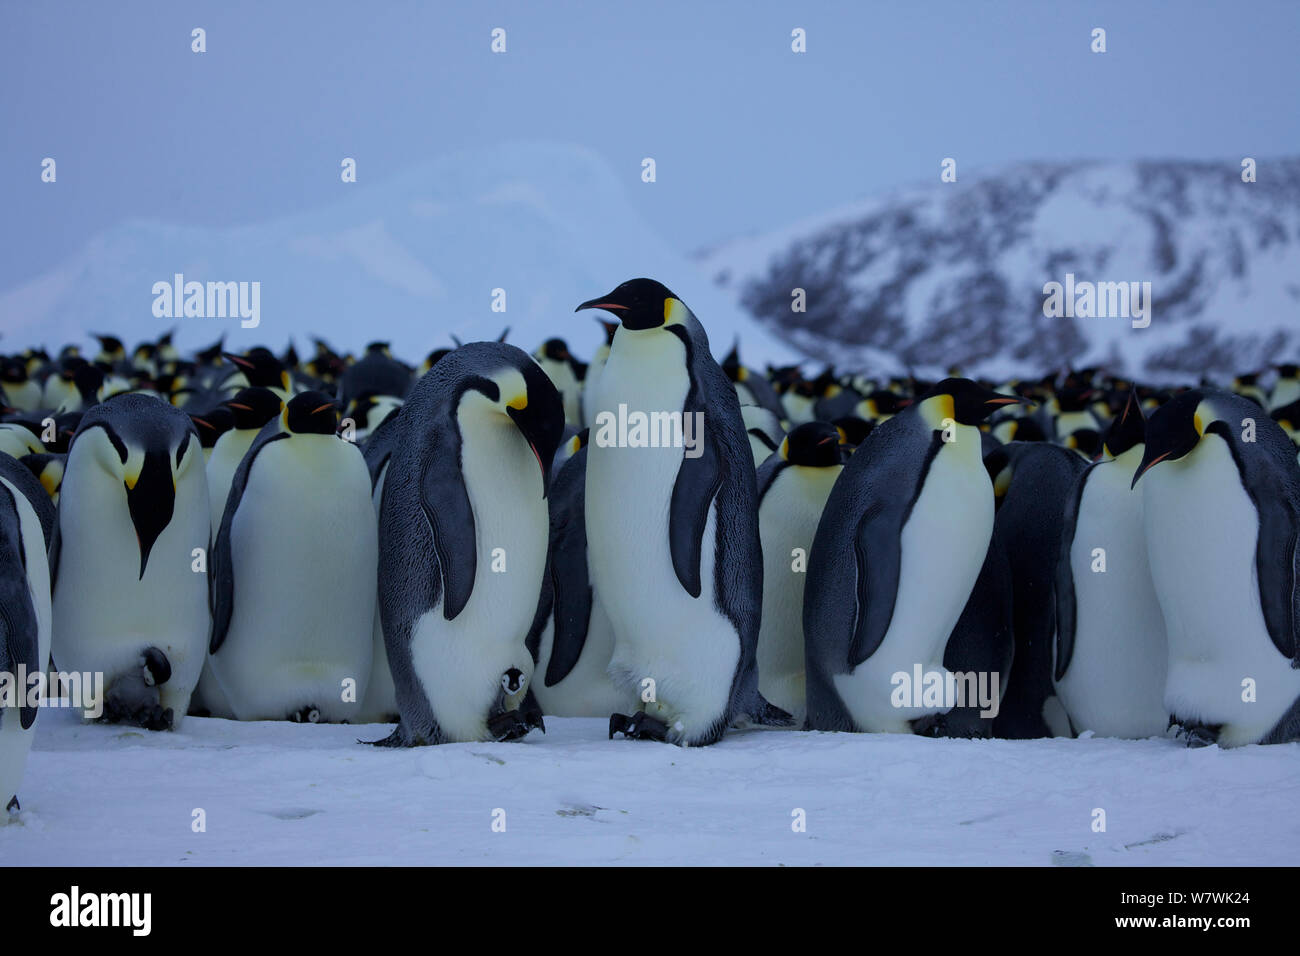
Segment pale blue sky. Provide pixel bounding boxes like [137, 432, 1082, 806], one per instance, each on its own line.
[2, 0, 1297, 292]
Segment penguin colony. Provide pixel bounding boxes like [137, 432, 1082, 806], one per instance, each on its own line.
[3, 282, 1299, 815]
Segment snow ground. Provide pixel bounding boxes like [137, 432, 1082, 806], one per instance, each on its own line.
[4, 708, 1297, 866]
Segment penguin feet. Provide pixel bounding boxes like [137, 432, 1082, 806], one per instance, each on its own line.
[608, 711, 669, 742]
[487, 705, 545, 742]
[288, 706, 321, 724]
[1177, 720, 1222, 748]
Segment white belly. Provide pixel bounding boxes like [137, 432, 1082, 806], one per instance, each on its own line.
[206, 428, 259, 530]
[209, 438, 376, 722]
[585, 332, 739, 735]
[52, 454, 210, 723]
[533, 594, 637, 717]
[1055, 455, 1168, 738]
[408, 418, 548, 742]
[757, 466, 840, 723]
[0, 480, 52, 811]
[1143, 437, 1300, 746]
[835, 433, 993, 732]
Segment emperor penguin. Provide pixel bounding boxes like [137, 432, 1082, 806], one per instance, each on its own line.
[534, 338, 586, 428]
[355, 408, 405, 724]
[208, 392, 376, 722]
[204, 387, 283, 530]
[0, 455, 54, 817]
[373, 342, 564, 745]
[1053, 392, 1168, 738]
[741, 404, 785, 468]
[1270, 364, 1300, 412]
[804, 379, 1021, 733]
[985, 442, 1087, 739]
[754, 422, 843, 724]
[580, 319, 619, 430]
[1132, 388, 1300, 747]
[722, 341, 786, 423]
[527, 438, 639, 718]
[576, 278, 792, 746]
[51, 394, 211, 730]
[0, 424, 43, 460]
[1, 357, 42, 413]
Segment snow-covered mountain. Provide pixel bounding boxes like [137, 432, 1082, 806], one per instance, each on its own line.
[0, 143, 792, 365]
[700, 159, 1300, 380]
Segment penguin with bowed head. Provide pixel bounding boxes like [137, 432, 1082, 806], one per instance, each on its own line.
[51, 393, 211, 730]
[371, 342, 564, 745]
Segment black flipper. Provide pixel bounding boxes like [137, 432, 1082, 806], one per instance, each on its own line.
[419, 428, 478, 621]
[668, 416, 721, 598]
[847, 434, 943, 667]
[545, 449, 593, 686]
[1253, 491, 1300, 664]
[209, 427, 289, 654]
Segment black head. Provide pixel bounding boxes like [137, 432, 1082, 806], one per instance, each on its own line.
[575, 278, 682, 331]
[190, 406, 235, 447]
[1065, 427, 1103, 459]
[539, 338, 572, 362]
[225, 348, 289, 391]
[225, 387, 283, 430]
[0, 356, 27, 384]
[1102, 389, 1146, 458]
[284, 391, 340, 435]
[1132, 389, 1207, 488]
[919, 378, 1023, 426]
[1271, 399, 1300, 431]
[783, 422, 842, 467]
[832, 415, 875, 447]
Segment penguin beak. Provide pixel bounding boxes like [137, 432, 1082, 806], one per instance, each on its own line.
[123, 449, 177, 580]
[575, 296, 628, 314]
[506, 405, 557, 498]
[1131, 450, 1173, 489]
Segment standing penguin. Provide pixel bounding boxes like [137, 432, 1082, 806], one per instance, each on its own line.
[1133, 389, 1300, 747]
[204, 387, 283, 530]
[527, 439, 639, 718]
[986, 442, 1087, 739]
[373, 343, 564, 745]
[804, 379, 1021, 733]
[51, 394, 210, 730]
[753, 422, 843, 724]
[580, 319, 619, 431]
[208, 392, 376, 723]
[355, 408, 404, 724]
[576, 278, 791, 745]
[0, 455, 54, 817]
[1054, 392, 1168, 738]
[534, 338, 586, 428]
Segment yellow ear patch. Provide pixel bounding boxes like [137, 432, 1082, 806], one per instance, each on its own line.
[939, 394, 955, 422]
[1193, 413, 1204, 436]
[39, 470, 58, 497]
[738, 366, 749, 382]
[663, 297, 685, 326]
[507, 394, 528, 411]
[780, 437, 790, 461]
[124, 465, 140, 491]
